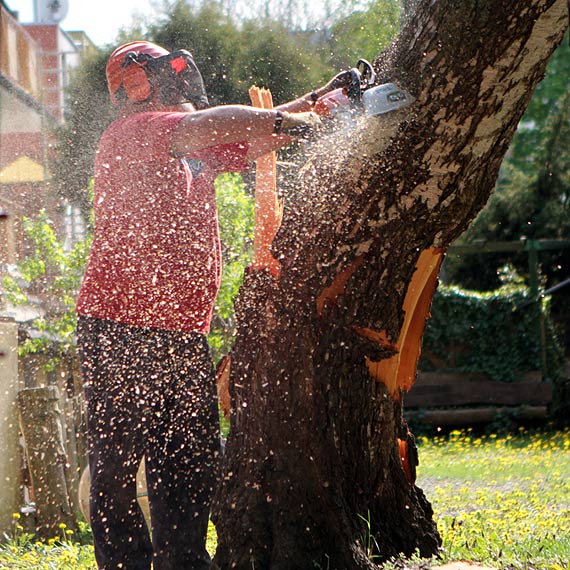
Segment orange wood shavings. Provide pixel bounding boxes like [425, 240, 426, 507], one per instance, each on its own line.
[316, 254, 366, 315]
[364, 247, 445, 398]
[249, 86, 282, 277]
[216, 353, 231, 418]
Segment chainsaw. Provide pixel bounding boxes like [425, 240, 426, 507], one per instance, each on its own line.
[314, 59, 415, 122]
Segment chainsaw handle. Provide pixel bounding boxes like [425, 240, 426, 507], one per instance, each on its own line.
[313, 58, 378, 115]
[346, 60, 376, 103]
[345, 68, 363, 103]
[356, 59, 376, 88]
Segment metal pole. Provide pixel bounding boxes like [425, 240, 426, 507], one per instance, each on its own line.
[526, 240, 547, 379]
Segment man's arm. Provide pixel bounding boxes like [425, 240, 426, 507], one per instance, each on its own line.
[170, 104, 320, 159]
[275, 70, 355, 114]
[170, 105, 277, 157]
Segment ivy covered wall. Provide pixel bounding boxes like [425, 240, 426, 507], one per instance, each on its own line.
[420, 285, 564, 383]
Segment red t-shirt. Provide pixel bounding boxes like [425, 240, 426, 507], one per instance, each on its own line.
[76, 111, 250, 334]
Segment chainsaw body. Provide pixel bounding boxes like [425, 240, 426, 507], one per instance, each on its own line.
[315, 59, 415, 121]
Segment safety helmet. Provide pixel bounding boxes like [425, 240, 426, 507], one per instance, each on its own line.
[106, 40, 209, 109]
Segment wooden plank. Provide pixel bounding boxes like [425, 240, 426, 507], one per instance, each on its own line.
[448, 239, 570, 255]
[415, 370, 541, 386]
[405, 405, 548, 426]
[405, 377, 552, 408]
[448, 241, 526, 254]
[414, 372, 489, 386]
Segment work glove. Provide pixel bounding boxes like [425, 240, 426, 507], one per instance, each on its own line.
[279, 111, 322, 137]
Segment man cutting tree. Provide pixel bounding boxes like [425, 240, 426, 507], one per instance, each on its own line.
[75, 40, 351, 570]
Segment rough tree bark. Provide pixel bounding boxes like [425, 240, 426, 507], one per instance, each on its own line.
[212, 2, 569, 569]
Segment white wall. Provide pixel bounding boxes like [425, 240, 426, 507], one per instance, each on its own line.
[0, 318, 21, 536]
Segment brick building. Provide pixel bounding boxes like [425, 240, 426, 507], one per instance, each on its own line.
[0, 0, 95, 264]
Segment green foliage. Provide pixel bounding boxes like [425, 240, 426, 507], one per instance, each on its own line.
[149, 1, 331, 106]
[329, 0, 400, 68]
[208, 173, 254, 363]
[420, 282, 563, 382]
[444, 36, 570, 292]
[236, 22, 330, 106]
[2, 211, 92, 367]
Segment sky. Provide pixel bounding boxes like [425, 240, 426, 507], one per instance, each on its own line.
[6, 0, 160, 47]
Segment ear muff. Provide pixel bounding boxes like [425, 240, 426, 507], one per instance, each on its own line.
[107, 42, 170, 105]
[122, 64, 153, 103]
[121, 52, 153, 103]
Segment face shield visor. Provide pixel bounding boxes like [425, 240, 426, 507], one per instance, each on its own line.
[123, 49, 210, 109]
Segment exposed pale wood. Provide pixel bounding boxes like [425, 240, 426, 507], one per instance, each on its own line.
[216, 353, 231, 418]
[363, 248, 444, 396]
[249, 86, 282, 276]
[317, 254, 365, 315]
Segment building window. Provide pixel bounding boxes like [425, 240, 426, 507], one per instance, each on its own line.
[63, 202, 85, 250]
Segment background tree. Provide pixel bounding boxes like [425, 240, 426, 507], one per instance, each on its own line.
[52, 49, 115, 217]
[53, 0, 334, 219]
[443, 38, 570, 350]
[328, 0, 400, 68]
[149, 0, 243, 104]
[212, 1, 569, 568]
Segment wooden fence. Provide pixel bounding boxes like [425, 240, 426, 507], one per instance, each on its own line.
[404, 370, 552, 426]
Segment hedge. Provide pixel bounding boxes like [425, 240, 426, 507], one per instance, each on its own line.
[420, 284, 564, 382]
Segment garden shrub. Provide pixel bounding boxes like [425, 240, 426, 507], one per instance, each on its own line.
[420, 284, 564, 382]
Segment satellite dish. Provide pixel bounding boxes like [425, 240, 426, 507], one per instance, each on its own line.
[34, 0, 69, 24]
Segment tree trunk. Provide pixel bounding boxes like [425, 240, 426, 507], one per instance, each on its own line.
[212, 2, 569, 568]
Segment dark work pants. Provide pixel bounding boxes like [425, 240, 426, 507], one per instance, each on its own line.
[77, 316, 221, 570]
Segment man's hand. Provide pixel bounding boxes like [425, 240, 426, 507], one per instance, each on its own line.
[322, 70, 354, 93]
[280, 111, 322, 137]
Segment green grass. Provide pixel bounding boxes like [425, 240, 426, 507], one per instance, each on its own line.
[416, 428, 570, 570]
[0, 521, 95, 569]
[1, 429, 568, 569]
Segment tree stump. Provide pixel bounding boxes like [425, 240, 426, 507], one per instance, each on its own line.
[18, 386, 77, 538]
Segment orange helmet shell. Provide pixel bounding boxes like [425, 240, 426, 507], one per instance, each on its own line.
[106, 41, 170, 104]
